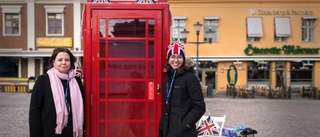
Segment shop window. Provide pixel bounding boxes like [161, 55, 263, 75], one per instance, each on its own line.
[1, 6, 21, 36]
[0, 57, 19, 77]
[203, 17, 219, 42]
[247, 61, 270, 85]
[246, 17, 263, 42]
[171, 17, 186, 42]
[302, 17, 316, 42]
[290, 61, 313, 82]
[274, 17, 291, 42]
[44, 6, 65, 36]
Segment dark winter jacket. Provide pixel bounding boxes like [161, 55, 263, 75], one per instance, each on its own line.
[159, 65, 206, 137]
[29, 73, 84, 137]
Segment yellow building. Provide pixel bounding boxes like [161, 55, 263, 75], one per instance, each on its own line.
[169, 0, 320, 93]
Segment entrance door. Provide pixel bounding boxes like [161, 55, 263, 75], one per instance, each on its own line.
[90, 10, 163, 137]
[201, 69, 217, 95]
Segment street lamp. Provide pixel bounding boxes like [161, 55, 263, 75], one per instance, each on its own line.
[180, 21, 215, 78]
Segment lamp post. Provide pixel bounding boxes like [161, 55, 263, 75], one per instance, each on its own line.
[180, 21, 214, 78]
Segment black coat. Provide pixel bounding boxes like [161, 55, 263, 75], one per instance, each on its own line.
[159, 69, 206, 137]
[29, 73, 84, 137]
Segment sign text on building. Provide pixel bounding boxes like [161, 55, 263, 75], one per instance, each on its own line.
[244, 44, 320, 56]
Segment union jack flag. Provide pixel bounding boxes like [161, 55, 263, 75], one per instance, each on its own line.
[197, 116, 220, 135]
[136, 0, 155, 3]
[75, 62, 83, 78]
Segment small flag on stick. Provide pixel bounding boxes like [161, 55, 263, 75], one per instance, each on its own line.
[197, 116, 220, 136]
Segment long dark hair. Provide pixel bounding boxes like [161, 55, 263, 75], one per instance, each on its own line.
[47, 48, 76, 70]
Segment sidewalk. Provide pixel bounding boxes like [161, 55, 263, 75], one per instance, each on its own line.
[1, 92, 320, 137]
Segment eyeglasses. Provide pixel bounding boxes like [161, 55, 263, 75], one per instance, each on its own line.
[170, 55, 183, 60]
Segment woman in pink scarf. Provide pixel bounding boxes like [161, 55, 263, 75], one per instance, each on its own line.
[29, 48, 84, 137]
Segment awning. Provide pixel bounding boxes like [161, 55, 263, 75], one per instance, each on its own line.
[275, 17, 291, 37]
[247, 17, 263, 37]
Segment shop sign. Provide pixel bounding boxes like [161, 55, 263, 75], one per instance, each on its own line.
[36, 37, 72, 48]
[244, 44, 320, 56]
[250, 9, 313, 15]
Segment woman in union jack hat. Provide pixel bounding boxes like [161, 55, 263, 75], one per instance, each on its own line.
[159, 43, 206, 137]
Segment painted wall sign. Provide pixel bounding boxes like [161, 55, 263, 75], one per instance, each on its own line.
[244, 44, 320, 56]
[227, 65, 238, 86]
[36, 37, 72, 48]
[250, 9, 313, 15]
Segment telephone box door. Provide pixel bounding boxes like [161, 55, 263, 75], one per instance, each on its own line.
[90, 9, 164, 137]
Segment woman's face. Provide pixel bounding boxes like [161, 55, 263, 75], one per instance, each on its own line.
[169, 54, 183, 70]
[53, 52, 71, 74]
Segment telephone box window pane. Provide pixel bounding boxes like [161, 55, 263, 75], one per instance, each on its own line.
[108, 19, 146, 37]
[99, 102, 105, 119]
[100, 39, 106, 58]
[108, 102, 146, 119]
[100, 123, 105, 137]
[100, 81, 106, 99]
[100, 19, 106, 37]
[100, 61, 106, 78]
[108, 123, 145, 137]
[149, 61, 154, 79]
[108, 81, 146, 99]
[148, 19, 154, 37]
[108, 61, 146, 78]
[148, 102, 154, 120]
[108, 40, 146, 58]
[148, 41, 154, 58]
[148, 123, 154, 137]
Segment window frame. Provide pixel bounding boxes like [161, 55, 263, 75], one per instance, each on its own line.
[302, 17, 317, 42]
[1, 5, 22, 36]
[171, 17, 186, 42]
[203, 17, 219, 42]
[44, 5, 65, 36]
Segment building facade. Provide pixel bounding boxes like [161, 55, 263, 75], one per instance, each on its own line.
[0, 0, 84, 78]
[169, 0, 320, 92]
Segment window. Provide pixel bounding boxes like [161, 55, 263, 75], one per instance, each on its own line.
[171, 17, 186, 42]
[0, 57, 19, 77]
[247, 61, 270, 85]
[274, 17, 291, 42]
[44, 6, 65, 36]
[246, 17, 263, 42]
[204, 17, 219, 42]
[302, 17, 317, 42]
[1, 6, 22, 36]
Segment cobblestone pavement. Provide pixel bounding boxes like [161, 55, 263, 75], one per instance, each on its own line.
[1, 92, 320, 137]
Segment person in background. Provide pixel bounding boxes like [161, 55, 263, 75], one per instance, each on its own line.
[29, 48, 85, 137]
[159, 43, 206, 137]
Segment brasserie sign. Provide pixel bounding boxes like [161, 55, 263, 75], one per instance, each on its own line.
[244, 44, 320, 56]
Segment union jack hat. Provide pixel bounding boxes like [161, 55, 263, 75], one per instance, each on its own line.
[167, 43, 186, 60]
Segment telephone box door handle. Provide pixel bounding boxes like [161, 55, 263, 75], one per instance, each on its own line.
[157, 84, 161, 94]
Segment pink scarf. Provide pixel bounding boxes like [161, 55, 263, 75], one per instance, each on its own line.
[47, 68, 84, 137]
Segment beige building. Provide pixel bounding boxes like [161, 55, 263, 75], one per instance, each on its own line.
[169, 0, 320, 93]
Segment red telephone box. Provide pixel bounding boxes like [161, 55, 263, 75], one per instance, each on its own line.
[82, 1, 170, 136]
